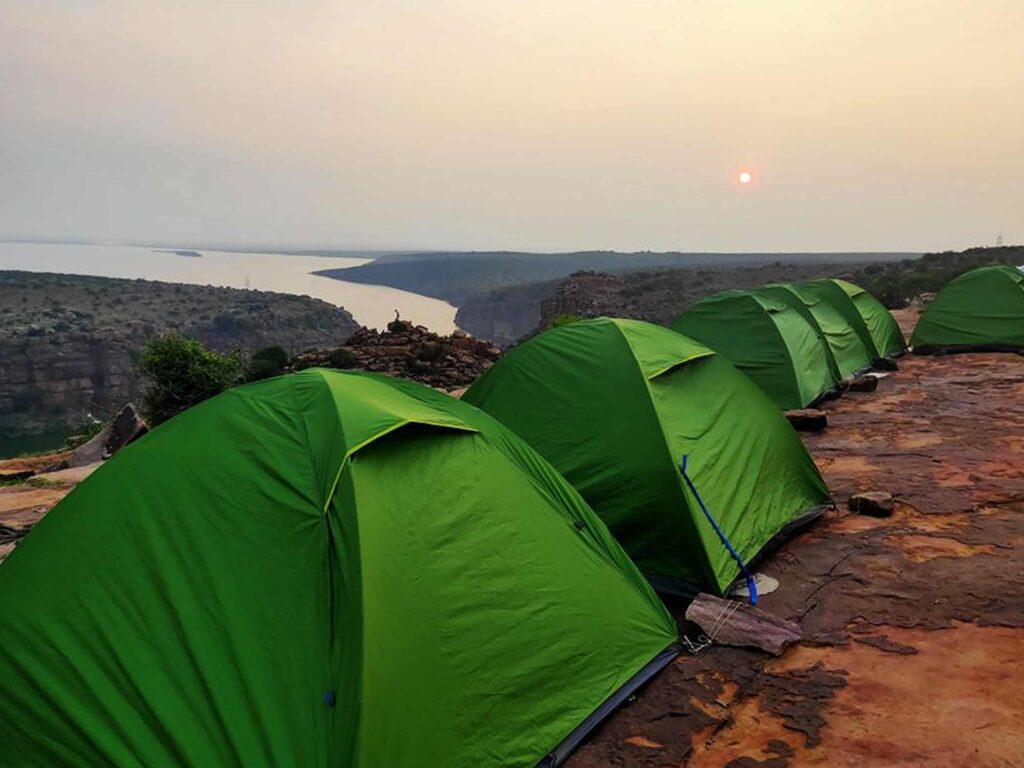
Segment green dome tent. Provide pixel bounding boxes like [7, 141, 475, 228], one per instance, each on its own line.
[0, 369, 678, 768]
[758, 283, 874, 380]
[911, 265, 1024, 353]
[805, 278, 907, 360]
[463, 318, 831, 596]
[670, 289, 839, 409]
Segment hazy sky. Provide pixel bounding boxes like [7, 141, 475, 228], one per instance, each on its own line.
[2, 1, 1021, 252]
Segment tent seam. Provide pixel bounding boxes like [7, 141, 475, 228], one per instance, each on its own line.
[292, 371, 332, 513]
[749, 293, 808, 408]
[776, 284, 843, 381]
[645, 350, 716, 380]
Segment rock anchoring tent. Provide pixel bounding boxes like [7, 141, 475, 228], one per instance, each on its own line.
[463, 318, 832, 596]
[911, 265, 1024, 353]
[0, 369, 678, 768]
[670, 289, 840, 409]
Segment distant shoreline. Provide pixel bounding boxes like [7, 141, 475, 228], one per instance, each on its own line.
[0, 242, 457, 333]
[153, 249, 202, 258]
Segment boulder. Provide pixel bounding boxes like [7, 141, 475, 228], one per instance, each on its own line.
[66, 403, 148, 468]
[848, 491, 894, 517]
[785, 408, 828, 432]
[847, 375, 879, 393]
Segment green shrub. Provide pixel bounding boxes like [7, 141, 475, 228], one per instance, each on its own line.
[136, 333, 243, 425]
[548, 314, 584, 329]
[65, 417, 106, 449]
[213, 312, 253, 334]
[853, 246, 1023, 308]
[245, 345, 290, 382]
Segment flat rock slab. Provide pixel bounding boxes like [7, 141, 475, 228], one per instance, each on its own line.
[65, 403, 148, 469]
[0, 452, 71, 475]
[685, 593, 802, 656]
[848, 491, 895, 517]
[785, 409, 828, 432]
[32, 463, 102, 487]
[0, 485, 70, 517]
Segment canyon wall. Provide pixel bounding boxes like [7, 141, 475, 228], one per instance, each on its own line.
[0, 271, 359, 441]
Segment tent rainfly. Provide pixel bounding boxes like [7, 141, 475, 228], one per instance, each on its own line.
[801, 278, 907, 360]
[758, 283, 874, 380]
[911, 265, 1024, 353]
[0, 369, 679, 768]
[670, 289, 840, 409]
[463, 318, 832, 596]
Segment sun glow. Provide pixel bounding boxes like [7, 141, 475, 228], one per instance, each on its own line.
[738, 171, 752, 185]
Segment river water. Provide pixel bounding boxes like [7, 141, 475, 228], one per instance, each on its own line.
[0, 242, 456, 332]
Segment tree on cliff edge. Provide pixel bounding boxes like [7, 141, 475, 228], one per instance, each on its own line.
[136, 334, 243, 426]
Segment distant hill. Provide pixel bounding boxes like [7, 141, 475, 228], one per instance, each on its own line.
[315, 250, 917, 306]
[852, 246, 1024, 308]
[0, 271, 359, 453]
[456, 245, 1023, 346]
[459, 260, 884, 346]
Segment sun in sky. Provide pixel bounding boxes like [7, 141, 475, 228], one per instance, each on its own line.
[738, 171, 753, 185]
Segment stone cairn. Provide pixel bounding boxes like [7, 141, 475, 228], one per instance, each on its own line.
[290, 319, 502, 391]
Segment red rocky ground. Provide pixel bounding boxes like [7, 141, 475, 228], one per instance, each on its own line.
[568, 314, 1024, 767]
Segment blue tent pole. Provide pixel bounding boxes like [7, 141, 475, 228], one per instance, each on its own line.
[679, 454, 758, 606]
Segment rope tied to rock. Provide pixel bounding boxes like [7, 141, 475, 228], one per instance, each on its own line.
[680, 599, 743, 655]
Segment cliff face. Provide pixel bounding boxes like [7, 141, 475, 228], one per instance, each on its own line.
[0, 272, 359, 441]
[454, 280, 558, 347]
[0, 333, 137, 439]
[459, 260, 907, 348]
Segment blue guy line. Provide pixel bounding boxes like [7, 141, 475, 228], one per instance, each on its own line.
[679, 454, 758, 606]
